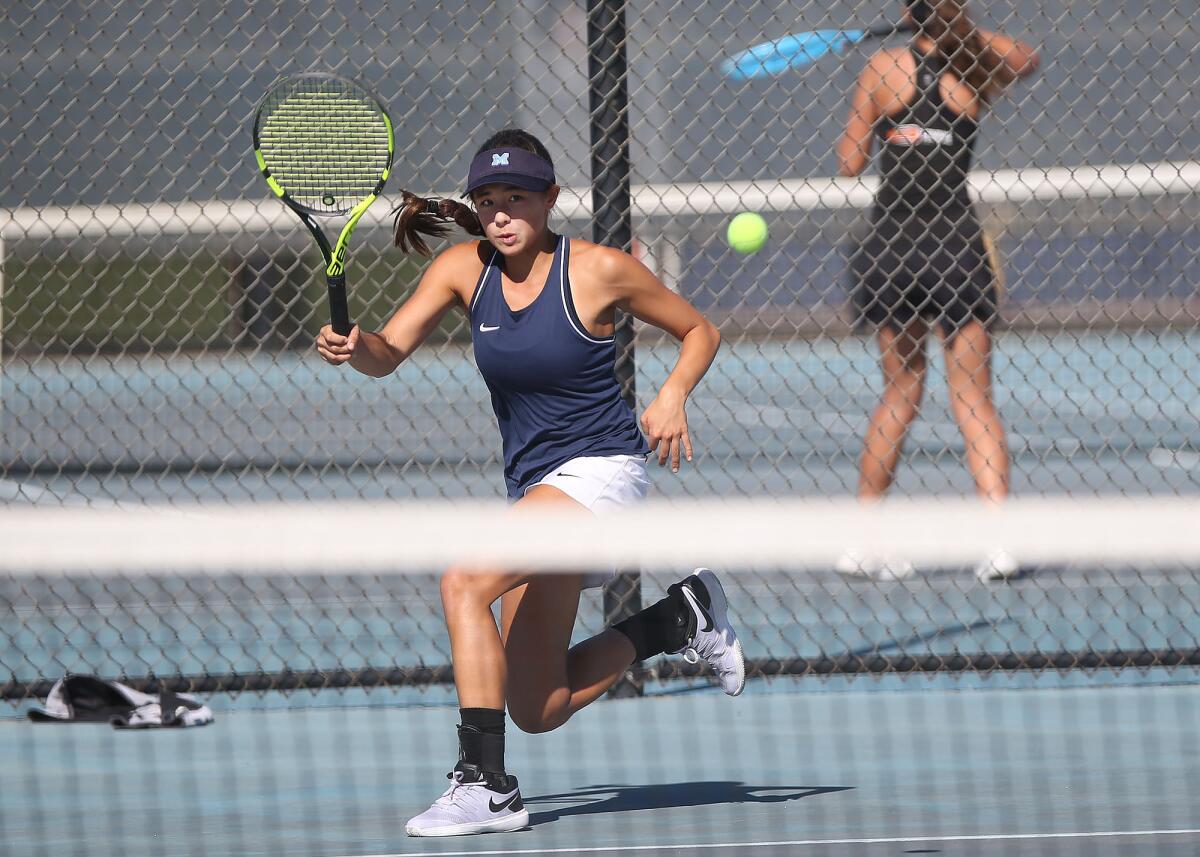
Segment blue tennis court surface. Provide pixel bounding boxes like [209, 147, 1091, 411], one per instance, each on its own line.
[4, 681, 1198, 857]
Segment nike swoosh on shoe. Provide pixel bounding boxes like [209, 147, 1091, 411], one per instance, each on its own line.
[680, 581, 714, 632]
[488, 792, 523, 813]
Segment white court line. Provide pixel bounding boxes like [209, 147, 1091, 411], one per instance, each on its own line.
[345, 828, 1200, 857]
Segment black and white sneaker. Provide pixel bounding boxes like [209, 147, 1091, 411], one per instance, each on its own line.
[405, 763, 529, 837]
[672, 569, 746, 696]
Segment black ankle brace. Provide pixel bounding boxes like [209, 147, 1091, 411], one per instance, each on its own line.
[611, 582, 695, 661]
[458, 707, 506, 774]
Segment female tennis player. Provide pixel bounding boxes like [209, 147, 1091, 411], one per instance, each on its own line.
[317, 129, 743, 837]
[836, 0, 1038, 580]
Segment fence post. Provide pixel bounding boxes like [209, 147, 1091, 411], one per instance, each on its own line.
[587, 0, 643, 698]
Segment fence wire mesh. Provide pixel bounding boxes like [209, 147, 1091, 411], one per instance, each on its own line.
[3, 1, 1200, 704]
[5, 558, 1200, 706]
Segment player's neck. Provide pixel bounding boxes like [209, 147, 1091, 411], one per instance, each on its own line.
[499, 232, 557, 282]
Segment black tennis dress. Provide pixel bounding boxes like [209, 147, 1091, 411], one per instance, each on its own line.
[851, 47, 997, 334]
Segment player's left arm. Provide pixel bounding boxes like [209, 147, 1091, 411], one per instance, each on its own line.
[600, 248, 721, 472]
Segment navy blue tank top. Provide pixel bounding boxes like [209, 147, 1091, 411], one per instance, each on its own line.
[469, 236, 649, 499]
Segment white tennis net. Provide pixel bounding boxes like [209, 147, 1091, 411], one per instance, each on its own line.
[2, 496, 1199, 574]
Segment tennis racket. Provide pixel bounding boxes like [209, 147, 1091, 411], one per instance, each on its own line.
[721, 23, 912, 80]
[252, 73, 395, 335]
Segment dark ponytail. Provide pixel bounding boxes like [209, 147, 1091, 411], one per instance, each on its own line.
[905, 0, 1012, 97]
[392, 128, 555, 256]
[392, 192, 484, 256]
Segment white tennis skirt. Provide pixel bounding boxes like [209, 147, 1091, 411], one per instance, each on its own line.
[526, 453, 651, 588]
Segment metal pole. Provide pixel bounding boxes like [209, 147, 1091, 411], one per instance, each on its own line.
[587, 0, 642, 698]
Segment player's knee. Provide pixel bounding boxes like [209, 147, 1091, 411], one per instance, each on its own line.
[507, 702, 566, 734]
[882, 378, 925, 417]
[506, 684, 570, 734]
[950, 391, 996, 425]
[440, 568, 487, 612]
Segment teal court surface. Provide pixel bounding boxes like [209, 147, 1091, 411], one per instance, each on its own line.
[4, 679, 1198, 857]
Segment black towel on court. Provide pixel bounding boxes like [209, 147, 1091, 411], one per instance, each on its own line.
[27, 675, 214, 728]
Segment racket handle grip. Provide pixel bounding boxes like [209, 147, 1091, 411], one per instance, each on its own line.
[327, 275, 353, 336]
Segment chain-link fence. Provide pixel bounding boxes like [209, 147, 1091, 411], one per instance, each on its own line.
[7, 556, 1199, 705]
[3, 1, 1200, 704]
[4, 0, 1198, 505]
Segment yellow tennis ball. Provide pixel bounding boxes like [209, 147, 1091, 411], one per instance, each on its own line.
[727, 212, 768, 254]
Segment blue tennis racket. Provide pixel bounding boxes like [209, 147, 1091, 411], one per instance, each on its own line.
[721, 23, 911, 80]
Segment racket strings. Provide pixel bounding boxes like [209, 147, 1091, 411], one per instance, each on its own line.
[258, 84, 391, 214]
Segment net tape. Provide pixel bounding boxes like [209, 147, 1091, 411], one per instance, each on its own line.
[3, 497, 1199, 574]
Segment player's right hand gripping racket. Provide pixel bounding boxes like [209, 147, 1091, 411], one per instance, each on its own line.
[252, 73, 395, 335]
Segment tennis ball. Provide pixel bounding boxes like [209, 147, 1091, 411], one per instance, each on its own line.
[727, 212, 768, 254]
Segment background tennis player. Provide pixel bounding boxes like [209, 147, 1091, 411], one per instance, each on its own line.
[837, 0, 1038, 580]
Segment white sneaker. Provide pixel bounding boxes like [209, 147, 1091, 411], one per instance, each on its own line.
[673, 569, 746, 696]
[835, 550, 915, 581]
[975, 550, 1021, 582]
[405, 765, 529, 837]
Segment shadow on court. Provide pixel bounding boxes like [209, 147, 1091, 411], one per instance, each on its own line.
[525, 781, 852, 824]
[856, 617, 1009, 656]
